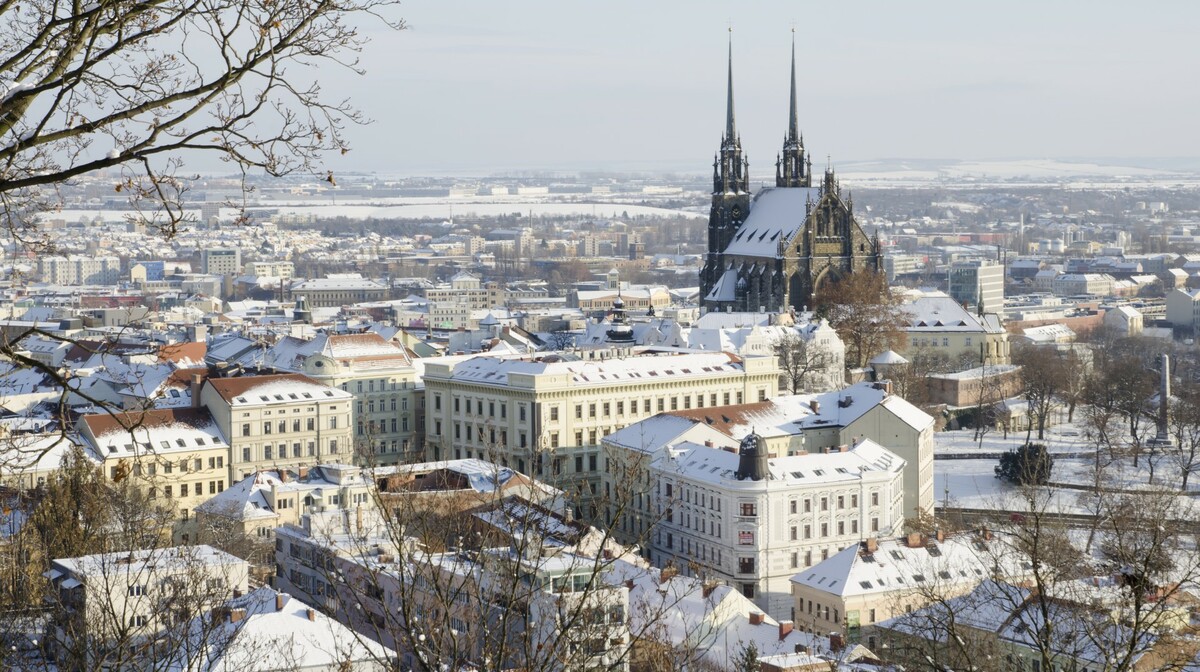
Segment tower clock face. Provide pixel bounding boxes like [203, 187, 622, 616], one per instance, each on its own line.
[731, 205, 742, 219]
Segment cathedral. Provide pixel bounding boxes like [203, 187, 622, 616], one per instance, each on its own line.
[700, 39, 882, 314]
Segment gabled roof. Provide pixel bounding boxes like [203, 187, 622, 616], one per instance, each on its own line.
[722, 187, 820, 257]
[204, 373, 350, 405]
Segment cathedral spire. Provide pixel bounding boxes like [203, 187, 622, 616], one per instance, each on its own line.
[725, 28, 736, 143]
[787, 31, 799, 143]
[776, 30, 809, 188]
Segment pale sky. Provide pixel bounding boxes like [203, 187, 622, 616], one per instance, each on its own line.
[318, 1, 1200, 175]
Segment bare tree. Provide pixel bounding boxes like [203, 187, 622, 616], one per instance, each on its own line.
[1, 0, 403, 245]
[773, 331, 830, 395]
[1014, 345, 1064, 442]
[815, 271, 908, 371]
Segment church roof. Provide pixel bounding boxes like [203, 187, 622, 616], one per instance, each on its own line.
[722, 187, 819, 257]
[705, 269, 739, 302]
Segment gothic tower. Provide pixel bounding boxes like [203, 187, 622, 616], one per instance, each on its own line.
[702, 34, 751, 296]
[776, 34, 810, 188]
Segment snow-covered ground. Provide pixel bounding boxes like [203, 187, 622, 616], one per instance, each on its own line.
[935, 423, 1094, 456]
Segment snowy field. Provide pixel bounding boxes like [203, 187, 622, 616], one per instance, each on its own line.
[934, 407, 1200, 524]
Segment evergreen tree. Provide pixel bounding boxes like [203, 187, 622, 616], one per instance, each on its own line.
[995, 442, 1054, 485]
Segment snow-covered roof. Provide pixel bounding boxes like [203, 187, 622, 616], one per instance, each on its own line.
[439, 351, 747, 388]
[165, 588, 392, 672]
[869, 349, 909, 365]
[205, 373, 352, 406]
[791, 533, 1029, 600]
[79, 407, 228, 458]
[722, 187, 819, 257]
[906, 295, 1001, 333]
[656, 437, 904, 487]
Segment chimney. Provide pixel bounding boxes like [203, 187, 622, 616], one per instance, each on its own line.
[190, 374, 203, 408]
[229, 608, 247, 623]
[865, 537, 879, 554]
[794, 644, 808, 655]
[809, 400, 820, 414]
[624, 579, 635, 590]
[882, 379, 893, 396]
[778, 620, 794, 641]
[704, 440, 714, 448]
[660, 566, 678, 583]
[906, 532, 923, 548]
[275, 593, 285, 611]
[702, 581, 718, 599]
[979, 526, 993, 541]
[749, 611, 765, 626]
[306, 608, 316, 622]
[829, 633, 845, 653]
[278, 470, 290, 483]
[297, 465, 308, 480]
[936, 529, 946, 543]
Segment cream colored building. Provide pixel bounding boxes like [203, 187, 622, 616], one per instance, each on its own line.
[245, 260, 295, 281]
[902, 293, 1010, 366]
[575, 286, 670, 314]
[422, 350, 780, 518]
[199, 373, 354, 482]
[76, 407, 234, 542]
[268, 332, 422, 465]
[790, 531, 1028, 648]
[195, 463, 374, 541]
[425, 271, 504, 310]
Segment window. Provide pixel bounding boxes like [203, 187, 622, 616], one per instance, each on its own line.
[821, 498, 828, 511]
[790, 500, 797, 514]
[265, 446, 272, 460]
[804, 499, 811, 513]
[329, 417, 338, 429]
[575, 404, 583, 419]
[278, 420, 286, 434]
[851, 494, 858, 508]
[837, 495, 844, 509]
[263, 422, 272, 435]
[603, 402, 610, 416]
[550, 406, 559, 421]
[821, 523, 828, 537]
[292, 419, 300, 432]
[739, 502, 757, 517]
[307, 418, 315, 431]
[804, 524, 811, 539]
[242, 447, 251, 462]
[790, 552, 798, 568]
[330, 440, 338, 454]
[837, 521, 845, 535]
[589, 455, 597, 471]
[519, 405, 526, 422]
[871, 492, 879, 507]
[242, 423, 251, 437]
[790, 526, 797, 541]
[738, 558, 755, 574]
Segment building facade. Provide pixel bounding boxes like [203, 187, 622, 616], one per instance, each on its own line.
[948, 259, 1004, 315]
[198, 373, 354, 482]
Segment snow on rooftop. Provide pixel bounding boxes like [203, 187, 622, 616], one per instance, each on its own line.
[722, 187, 820, 257]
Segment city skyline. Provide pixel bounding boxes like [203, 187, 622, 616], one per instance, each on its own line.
[315, 1, 1200, 175]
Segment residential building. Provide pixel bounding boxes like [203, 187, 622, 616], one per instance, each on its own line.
[1052, 272, 1115, 297]
[244, 260, 295, 281]
[289, 274, 387, 308]
[574, 286, 671, 314]
[902, 293, 1010, 366]
[195, 463, 374, 542]
[424, 271, 504, 310]
[422, 350, 780, 518]
[75, 407, 233, 541]
[1166, 287, 1200, 333]
[948, 259, 1004, 315]
[268, 332, 422, 465]
[46, 545, 249, 665]
[603, 380, 935, 535]
[201, 248, 242, 276]
[198, 373, 354, 482]
[163, 587, 393, 672]
[1103, 305, 1144, 337]
[37, 255, 121, 285]
[275, 522, 632, 671]
[648, 434, 907, 618]
[789, 531, 1029, 649]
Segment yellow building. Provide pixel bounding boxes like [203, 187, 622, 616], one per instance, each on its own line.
[76, 407, 235, 542]
[199, 373, 355, 482]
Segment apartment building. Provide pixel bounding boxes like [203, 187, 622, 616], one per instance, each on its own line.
[275, 521, 631, 671]
[902, 293, 1011, 366]
[46, 545, 248, 665]
[648, 434, 906, 619]
[200, 248, 242, 276]
[269, 332, 422, 465]
[244, 260, 295, 281]
[196, 463, 374, 541]
[948, 259, 1004, 315]
[790, 531, 1028, 649]
[289, 274, 387, 308]
[37, 255, 121, 285]
[422, 350, 780, 517]
[199, 373, 354, 481]
[75, 407, 233, 542]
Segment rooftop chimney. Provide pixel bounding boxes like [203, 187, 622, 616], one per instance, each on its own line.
[865, 537, 879, 554]
[702, 581, 719, 599]
[779, 620, 794, 641]
[229, 608, 247, 623]
[306, 608, 316, 622]
[749, 612, 765, 626]
[660, 566, 678, 584]
[829, 633, 845, 652]
[906, 532, 923, 548]
[190, 373, 204, 408]
[809, 400, 820, 413]
[275, 593, 285, 611]
[297, 466, 309, 480]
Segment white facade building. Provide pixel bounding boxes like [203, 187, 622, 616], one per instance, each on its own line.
[948, 259, 1004, 315]
[649, 434, 906, 619]
[37, 255, 121, 285]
